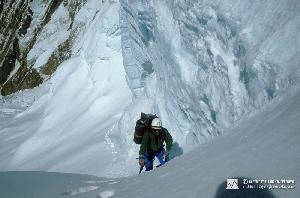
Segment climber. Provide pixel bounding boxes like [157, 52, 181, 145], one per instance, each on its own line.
[136, 115, 173, 172]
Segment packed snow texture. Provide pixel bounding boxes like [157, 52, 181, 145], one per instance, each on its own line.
[0, 0, 299, 178]
[0, 87, 299, 197]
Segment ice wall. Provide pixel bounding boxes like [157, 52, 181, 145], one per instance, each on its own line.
[119, 0, 300, 150]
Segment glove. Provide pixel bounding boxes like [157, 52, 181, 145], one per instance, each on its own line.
[139, 155, 145, 167]
[140, 113, 150, 128]
[163, 151, 169, 162]
[140, 120, 147, 128]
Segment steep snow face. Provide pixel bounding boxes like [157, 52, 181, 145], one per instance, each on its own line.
[0, 0, 133, 178]
[118, 0, 300, 150]
[0, 0, 299, 178]
[1, 87, 299, 198]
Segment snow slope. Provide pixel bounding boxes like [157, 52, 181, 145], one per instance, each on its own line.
[1, 86, 299, 198]
[0, 0, 299, 179]
[0, 0, 133, 178]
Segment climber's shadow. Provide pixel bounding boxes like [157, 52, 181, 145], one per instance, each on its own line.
[169, 142, 183, 160]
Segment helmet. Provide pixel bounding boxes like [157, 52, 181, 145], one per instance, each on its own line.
[151, 118, 162, 129]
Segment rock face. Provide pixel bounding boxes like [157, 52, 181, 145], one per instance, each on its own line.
[0, 0, 86, 96]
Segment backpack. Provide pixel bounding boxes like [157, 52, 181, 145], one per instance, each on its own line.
[133, 112, 158, 144]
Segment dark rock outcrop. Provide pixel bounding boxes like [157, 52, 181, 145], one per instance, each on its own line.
[0, 0, 86, 96]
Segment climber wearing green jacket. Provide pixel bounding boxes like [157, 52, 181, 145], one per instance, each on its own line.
[138, 118, 173, 171]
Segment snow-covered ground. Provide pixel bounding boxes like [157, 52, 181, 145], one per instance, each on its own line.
[1, 86, 299, 198]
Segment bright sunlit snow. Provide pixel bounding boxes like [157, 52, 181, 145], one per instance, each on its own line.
[0, 1, 299, 196]
[0, 87, 299, 197]
[1, 0, 133, 178]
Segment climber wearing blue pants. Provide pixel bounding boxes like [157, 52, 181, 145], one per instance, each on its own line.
[138, 118, 173, 171]
[144, 147, 166, 171]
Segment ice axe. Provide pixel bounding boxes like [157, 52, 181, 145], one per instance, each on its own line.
[139, 165, 144, 174]
[136, 157, 144, 174]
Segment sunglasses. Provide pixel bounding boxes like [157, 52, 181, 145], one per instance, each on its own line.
[152, 128, 162, 133]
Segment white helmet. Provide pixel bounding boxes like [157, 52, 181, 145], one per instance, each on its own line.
[151, 118, 162, 129]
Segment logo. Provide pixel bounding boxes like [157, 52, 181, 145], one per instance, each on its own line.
[225, 178, 295, 190]
[226, 179, 239, 189]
